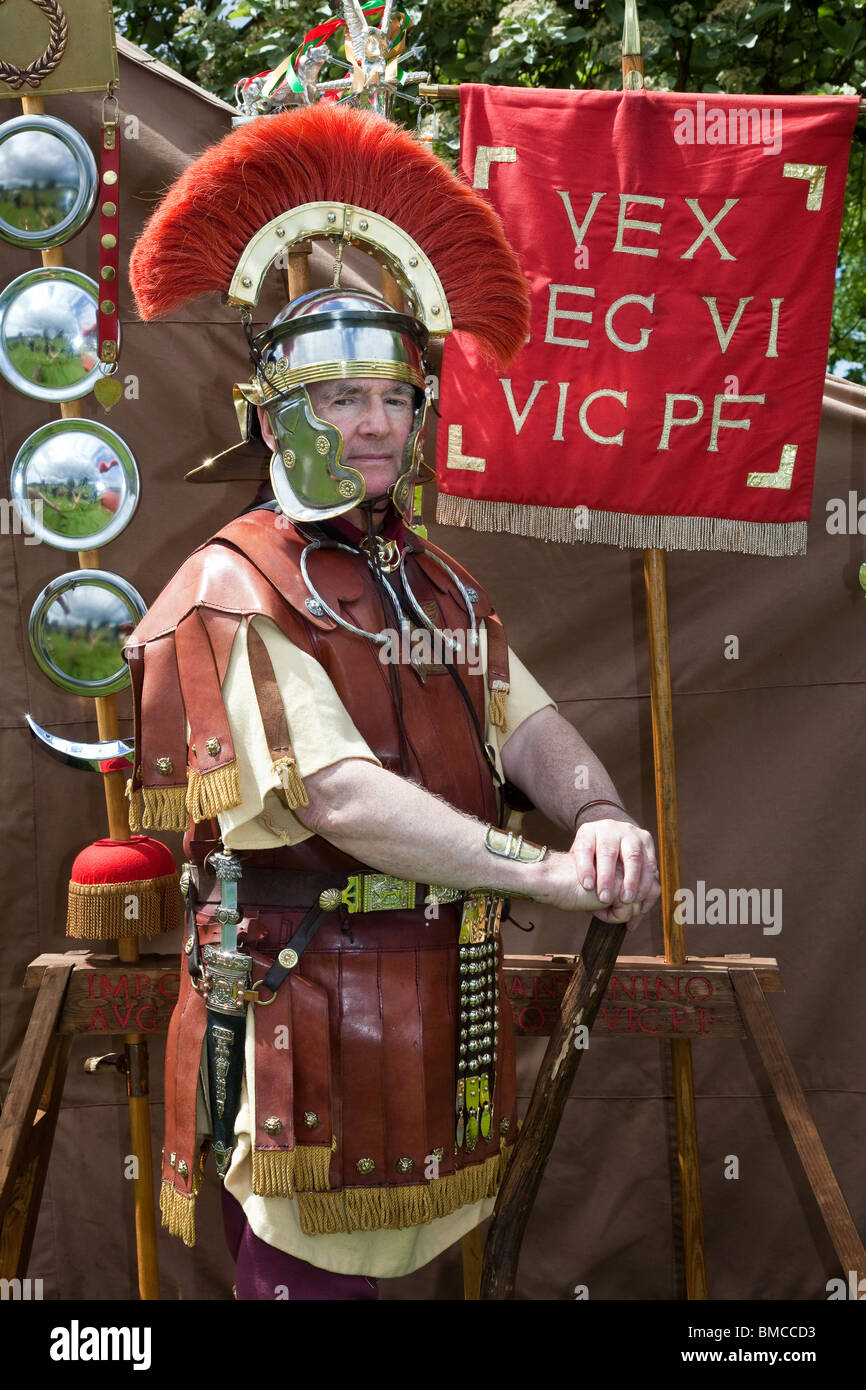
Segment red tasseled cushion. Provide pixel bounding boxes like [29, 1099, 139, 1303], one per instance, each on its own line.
[70, 836, 177, 885]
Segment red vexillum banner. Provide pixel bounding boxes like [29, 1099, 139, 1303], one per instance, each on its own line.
[435, 87, 859, 555]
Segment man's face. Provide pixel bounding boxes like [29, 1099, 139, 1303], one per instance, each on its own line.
[259, 376, 415, 504]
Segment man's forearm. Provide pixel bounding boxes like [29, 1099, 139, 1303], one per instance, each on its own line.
[501, 705, 635, 831]
[293, 758, 602, 913]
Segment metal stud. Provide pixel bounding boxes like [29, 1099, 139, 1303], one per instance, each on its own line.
[206, 736, 221, 756]
[155, 756, 173, 776]
[241, 276, 252, 288]
[395, 1156, 414, 1174]
[356, 1157, 375, 1174]
[303, 1111, 319, 1129]
[264, 1116, 282, 1135]
[359, 218, 368, 231]
[177, 1158, 189, 1179]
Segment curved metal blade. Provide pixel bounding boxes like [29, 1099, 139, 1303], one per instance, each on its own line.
[25, 714, 134, 774]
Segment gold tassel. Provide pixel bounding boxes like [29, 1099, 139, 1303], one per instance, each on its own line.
[67, 874, 182, 940]
[296, 1148, 509, 1236]
[127, 783, 189, 834]
[252, 1147, 295, 1198]
[185, 761, 242, 822]
[159, 1181, 196, 1248]
[488, 680, 509, 731]
[293, 1143, 332, 1192]
[271, 756, 309, 810]
[251, 1143, 332, 1197]
[435, 494, 808, 558]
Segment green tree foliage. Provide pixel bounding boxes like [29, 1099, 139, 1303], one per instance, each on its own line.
[113, 0, 866, 378]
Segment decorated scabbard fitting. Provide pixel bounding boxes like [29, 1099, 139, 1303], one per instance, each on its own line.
[484, 826, 547, 863]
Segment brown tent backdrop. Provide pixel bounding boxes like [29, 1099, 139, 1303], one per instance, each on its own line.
[0, 39, 863, 1301]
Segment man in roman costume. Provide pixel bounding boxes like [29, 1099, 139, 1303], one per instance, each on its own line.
[124, 103, 660, 1299]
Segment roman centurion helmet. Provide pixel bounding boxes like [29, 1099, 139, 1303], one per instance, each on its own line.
[128, 104, 530, 522]
[239, 285, 430, 521]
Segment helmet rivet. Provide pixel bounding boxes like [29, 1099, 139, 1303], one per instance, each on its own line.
[327, 212, 336, 223]
[275, 227, 285, 238]
[408, 257, 418, 266]
[431, 305, 440, 315]
[359, 219, 368, 231]
[315, 435, 330, 455]
[241, 276, 252, 288]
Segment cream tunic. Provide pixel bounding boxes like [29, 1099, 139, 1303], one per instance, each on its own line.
[211, 614, 555, 1276]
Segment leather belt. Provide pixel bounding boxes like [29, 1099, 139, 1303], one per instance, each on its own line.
[335, 873, 463, 915]
[192, 864, 462, 915]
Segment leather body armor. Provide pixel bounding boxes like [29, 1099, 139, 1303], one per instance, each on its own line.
[124, 508, 518, 1241]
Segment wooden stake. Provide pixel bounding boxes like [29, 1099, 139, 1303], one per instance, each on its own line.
[481, 919, 628, 1298]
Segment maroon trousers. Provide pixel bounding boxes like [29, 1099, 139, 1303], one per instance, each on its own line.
[221, 1188, 379, 1301]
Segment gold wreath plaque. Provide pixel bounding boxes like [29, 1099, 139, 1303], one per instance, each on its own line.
[0, 0, 117, 98]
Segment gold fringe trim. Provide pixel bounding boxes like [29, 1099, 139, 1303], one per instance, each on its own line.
[436, 494, 808, 558]
[272, 756, 309, 810]
[67, 874, 182, 940]
[185, 760, 242, 822]
[127, 782, 188, 834]
[297, 1144, 513, 1236]
[251, 1143, 332, 1198]
[488, 681, 509, 731]
[159, 1180, 196, 1248]
[252, 1147, 294, 1198]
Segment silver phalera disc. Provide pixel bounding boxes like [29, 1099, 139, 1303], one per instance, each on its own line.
[11, 419, 140, 551]
[0, 115, 98, 250]
[0, 268, 113, 402]
[28, 569, 146, 697]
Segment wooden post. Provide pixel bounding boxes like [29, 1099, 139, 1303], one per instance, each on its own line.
[18, 92, 160, 1301]
[625, 2, 708, 1300]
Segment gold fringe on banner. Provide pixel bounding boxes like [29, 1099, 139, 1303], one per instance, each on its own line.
[296, 1144, 513, 1236]
[66, 874, 182, 940]
[436, 495, 808, 557]
[488, 680, 509, 731]
[185, 761, 242, 822]
[272, 756, 309, 810]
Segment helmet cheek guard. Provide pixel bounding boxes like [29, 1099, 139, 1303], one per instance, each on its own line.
[243, 287, 430, 524]
[267, 388, 366, 522]
[389, 391, 429, 521]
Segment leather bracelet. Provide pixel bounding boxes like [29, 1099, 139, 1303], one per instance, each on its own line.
[573, 798, 628, 831]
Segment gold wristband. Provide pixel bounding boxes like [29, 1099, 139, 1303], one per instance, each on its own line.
[484, 825, 547, 863]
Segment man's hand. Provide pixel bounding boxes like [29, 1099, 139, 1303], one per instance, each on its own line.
[571, 817, 660, 927]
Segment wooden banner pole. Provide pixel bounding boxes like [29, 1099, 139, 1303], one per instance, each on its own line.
[19, 93, 159, 1301]
[624, 2, 709, 1299]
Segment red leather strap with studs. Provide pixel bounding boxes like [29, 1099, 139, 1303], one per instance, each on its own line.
[98, 117, 120, 369]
